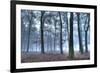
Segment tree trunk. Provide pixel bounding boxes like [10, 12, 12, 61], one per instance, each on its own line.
[54, 20, 57, 52]
[66, 12, 70, 53]
[77, 13, 84, 54]
[85, 14, 90, 53]
[50, 32, 52, 52]
[27, 11, 33, 52]
[85, 31, 88, 52]
[59, 12, 63, 54]
[69, 12, 74, 59]
[41, 11, 45, 54]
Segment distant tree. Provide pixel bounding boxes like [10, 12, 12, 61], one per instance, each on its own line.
[54, 17, 57, 52]
[21, 12, 25, 52]
[69, 12, 74, 58]
[43, 12, 54, 53]
[61, 12, 68, 53]
[27, 11, 33, 52]
[66, 12, 70, 53]
[77, 13, 84, 54]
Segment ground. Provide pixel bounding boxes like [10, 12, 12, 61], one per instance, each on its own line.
[21, 52, 90, 63]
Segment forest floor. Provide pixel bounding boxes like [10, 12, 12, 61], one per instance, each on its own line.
[21, 52, 90, 63]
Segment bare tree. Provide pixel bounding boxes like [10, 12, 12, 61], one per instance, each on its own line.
[59, 12, 63, 54]
[69, 12, 74, 58]
[41, 11, 45, 53]
[27, 11, 33, 52]
[54, 18, 57, 52]
[77, 13, 84, 54]
[84, 14, 90, 53]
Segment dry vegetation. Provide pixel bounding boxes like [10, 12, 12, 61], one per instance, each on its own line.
[21, 52, 90, 63]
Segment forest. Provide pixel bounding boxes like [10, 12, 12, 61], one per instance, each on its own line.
[21, 10, 90, 63]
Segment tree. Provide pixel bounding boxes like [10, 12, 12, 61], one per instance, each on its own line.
[69, 12, 74, 58]
[40, 11, 45, 53]
[66, 12, 70, 53]
[21, 12, 25, 52]
[84, 14, 90, 53]
[54, 17, 57, 52]
[58, 12, 63, 54]
[77, 13, 84, 54]
[43, 12, 54, 53]
[27, 11, 33, 52]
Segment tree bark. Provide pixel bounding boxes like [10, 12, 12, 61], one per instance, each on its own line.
[85, 31, 88, 52]
[85, 14, 90, 53]
[27, 11, 33, 52]
[54, 19, 57, 52]
[41, 11, 45, 53]
[77, 13, 84, 54]
[59, 12, 63, 54]
[69, 12, 74, 59]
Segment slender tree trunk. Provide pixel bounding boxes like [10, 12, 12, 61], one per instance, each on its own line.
[66, 12, 70, 53]
[59, 12, 63, 54]
[85, 31, 88, 52]
[46, 29, 49, 52]
[47, 31, 49, 52]
[41, 11, 45, 54]
[21, 17, 24, 52]
[54, 20, 56, 52]
[77, 13, 84, 54]
[27, 11, 32, 52]
[48, 32, 50, 52]
[50, 33, 52, 52]
[85, 14, 90, 53]
[69, 12, 74, 59]
[36, 39, 37, 52]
